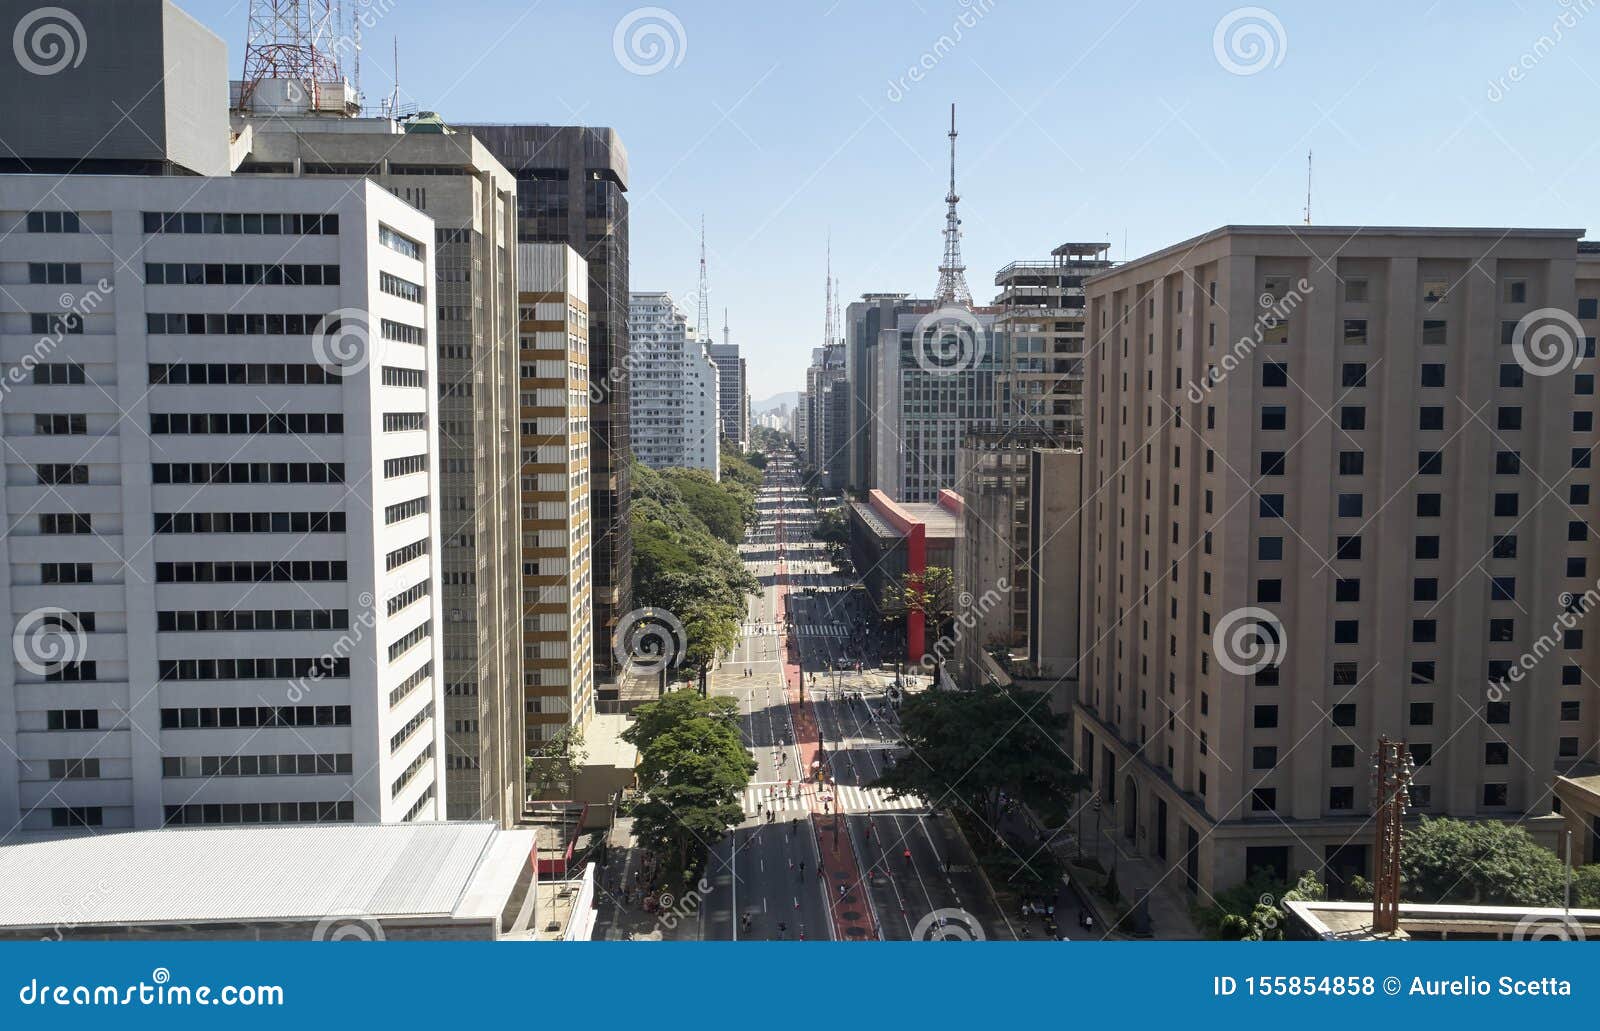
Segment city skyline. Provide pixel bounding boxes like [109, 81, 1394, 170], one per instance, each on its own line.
[172, 0, 1600, 398]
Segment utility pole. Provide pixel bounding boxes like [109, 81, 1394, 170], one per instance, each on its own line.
[1370, 736, 1415, 934]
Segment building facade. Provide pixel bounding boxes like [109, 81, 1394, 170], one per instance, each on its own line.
[517, 245, 596, 746]
[461, 124, 632, 689]
[1080, 225, 1598, 896]
[628, 292, 720, 478]
[992, 242, 1113, 442]
[708, 340, 748, 449]
[0, 173, 448, 834]
[233, 111, 523, 824]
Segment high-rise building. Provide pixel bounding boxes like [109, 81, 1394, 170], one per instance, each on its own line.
[1080, 225, 1598, 896]
[844, 293, 914, 493]
[992, 242, 1113, 442]
[232, 110, 522, 824]
[516, 245, 596, 745]
[461, 124, 632, 689]
[0, 2, 446, 832]
[627, 293, 719, 478]
[708, 338, 748, 449]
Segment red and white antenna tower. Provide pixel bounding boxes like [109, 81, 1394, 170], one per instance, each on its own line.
[238, 0, 346, 111]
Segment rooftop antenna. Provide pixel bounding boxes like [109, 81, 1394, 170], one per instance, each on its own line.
[237, 0, 345, 112]
[386, 36, 399, 117]
[350, 1, 361, 112]
[723, 307, 730, 347]
[824, 231, 834, 347]
[697, 216, 711, 340]
[934, 103, 973, 306]
[1304, 149, 1313, 225]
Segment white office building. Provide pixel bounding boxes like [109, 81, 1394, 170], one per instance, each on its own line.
[0, 174, 447, 835]
[628, 292, 720, 479]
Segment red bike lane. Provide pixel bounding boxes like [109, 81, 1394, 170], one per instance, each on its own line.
[773, 490, 879, 942]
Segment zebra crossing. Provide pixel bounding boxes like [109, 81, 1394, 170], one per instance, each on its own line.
[796, 624, 849, 637]
[740, 782, 927, 817]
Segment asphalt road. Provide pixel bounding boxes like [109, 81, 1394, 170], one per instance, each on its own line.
[702, 453, 1012, 941]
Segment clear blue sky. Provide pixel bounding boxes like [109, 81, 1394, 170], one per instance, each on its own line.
[188, 0, 1598, 399]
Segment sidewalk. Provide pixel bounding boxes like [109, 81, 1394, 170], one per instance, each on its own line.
[1037, 812, 1202, 939]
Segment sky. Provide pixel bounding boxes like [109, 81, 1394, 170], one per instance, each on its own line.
[186, 0, 1600, 400]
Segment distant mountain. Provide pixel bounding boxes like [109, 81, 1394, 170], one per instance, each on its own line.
[752, 391, 799, 414]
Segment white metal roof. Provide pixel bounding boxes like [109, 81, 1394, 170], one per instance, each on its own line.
[0, 821, 526, 928]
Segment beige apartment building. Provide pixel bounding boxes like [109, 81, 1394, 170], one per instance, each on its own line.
[517, 245, 596, 748]
[1079, 225, 1600, 898]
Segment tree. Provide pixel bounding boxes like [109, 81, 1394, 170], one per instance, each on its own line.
[622, 690, 755, 876]
[882, 566, 958, 647]
[1199, 869, 1325, 940]
[525, 724, 586, 800]
[1399, 816, 1565, 907]
[872, 683, 1087, 826]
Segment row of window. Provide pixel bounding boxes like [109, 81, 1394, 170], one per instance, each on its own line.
[387, 579, 430, 617]
[380, 272, 424, 304]
[163, 801, 355, 826]
[390, 701, 434, 754]
[146, 312, 332, 336]
[388, 620, 431, 662]
[160, 705, 351, 728]
[383, 453, 427, 478]
[154, 511, 346, 535]
[382, 366, 427, 388]
[383, 412, 426, 432]
[384, 496, 428, 525]
[163, 753, 353, 778]
[390, 659, 433, 707]
[150, 362, 343, 385]
[150, 412, 343, 435]
[380, 318, 425, 345]
[155, 560, 347, 583]
[142, 211, 340, 236]
[152, 462, 345, 484]
[384, 537, 429, 571]
[1261, 359, 1595, 394]
[158, 657, 350, 681]
[144, 263, 340, 287]
[157, 609, 349, 632]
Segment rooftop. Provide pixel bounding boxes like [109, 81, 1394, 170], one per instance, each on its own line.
[0, 821, 532, 931]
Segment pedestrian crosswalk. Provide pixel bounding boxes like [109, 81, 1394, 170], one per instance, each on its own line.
[796, 624, 849, 637]
[740, 781, 927, 817]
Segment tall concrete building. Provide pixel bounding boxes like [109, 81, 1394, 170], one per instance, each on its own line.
[1080, 225, 1598, 896]
[461, 124, 632, 689]
[844, 293, 915, 493]
[868, 304, 1000, 501]
[0, 3, 447, 832]
[993, 242, 1113, 442]
[232, 109, 523, 824]
[708, 338, 749, 449]
[516, 245, 596, 744]
[627, 293, 720, 478]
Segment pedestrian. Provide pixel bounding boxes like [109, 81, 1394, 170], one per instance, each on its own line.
[1085, 914, 1094, 934]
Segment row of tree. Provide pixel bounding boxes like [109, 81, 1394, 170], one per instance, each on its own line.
[621, 690, 755, 883]
[630, 462, 760, 677]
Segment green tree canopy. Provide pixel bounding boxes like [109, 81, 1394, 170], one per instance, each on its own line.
[872, 683, 1087, 824]
[622, 689, 755, 875]
[1399, 816, 1565, 907]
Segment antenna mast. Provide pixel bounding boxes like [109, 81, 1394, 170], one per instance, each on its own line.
[697, 216, 711, 340]
[723, 307, 730, 347]
[238, 0, 346, 111]
[824, 232, 833, 347]
[935, 103, 973, 306]
[1304, 149, 1313, 225]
